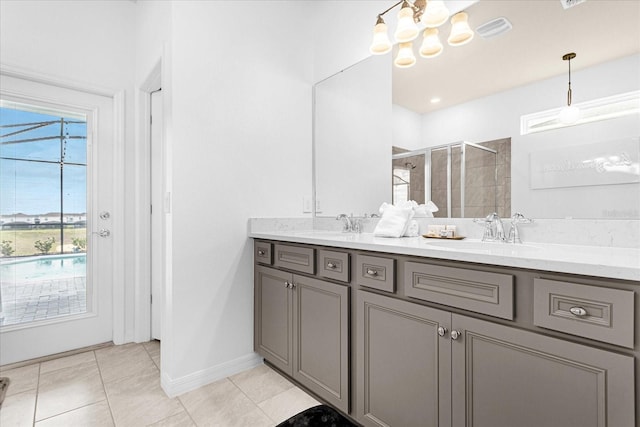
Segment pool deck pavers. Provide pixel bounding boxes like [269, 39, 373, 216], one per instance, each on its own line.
[0, 276, 86, 326]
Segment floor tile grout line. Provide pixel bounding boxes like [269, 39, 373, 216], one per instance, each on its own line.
[31, 399, 109, 425]
[175, 395, 199, 427]
[32, 362, 41, 426]
[94, 349, 118, 427]
[228, 375, 279, 425]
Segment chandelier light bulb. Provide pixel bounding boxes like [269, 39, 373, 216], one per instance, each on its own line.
[422, 0, 450, 28]
[419, 28, 443, 58]
[448, 12, 474, 46]
[395, 1, 419, 43]
[370, 16, 392, 55]
[394, 42, 417, 68]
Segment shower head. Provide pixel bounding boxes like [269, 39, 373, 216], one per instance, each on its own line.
[405, 162, 416, 169]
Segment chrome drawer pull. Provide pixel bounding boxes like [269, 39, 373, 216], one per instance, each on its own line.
[327, 262, 337, 269]
[366, 269, 378, 276]
[257, 250, 266, 256]
[569, 306, 588, 317]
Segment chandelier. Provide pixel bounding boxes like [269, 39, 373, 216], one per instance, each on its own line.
[370, 0, 474, 68]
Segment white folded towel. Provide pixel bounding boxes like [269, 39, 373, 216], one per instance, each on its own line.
[374, 205, 414, 238]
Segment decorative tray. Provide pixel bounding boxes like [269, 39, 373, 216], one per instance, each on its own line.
[421, 235, 466, 240]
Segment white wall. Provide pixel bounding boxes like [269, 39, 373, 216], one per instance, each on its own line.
[315, 54, 392, 217]
[311, 1, 391, 82]
[393, 104, 423, 150]
[163, 0, 314, 388]
[421, 54, 640, 218]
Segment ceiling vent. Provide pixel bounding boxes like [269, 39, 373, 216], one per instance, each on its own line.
[476, 17, 512, 39]
[560, 0, 587, 10]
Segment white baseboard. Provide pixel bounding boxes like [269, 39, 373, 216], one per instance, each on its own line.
[160, 352, 263, 398]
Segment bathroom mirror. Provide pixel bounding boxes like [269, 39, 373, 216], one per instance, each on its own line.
[313, 0, 640, 219]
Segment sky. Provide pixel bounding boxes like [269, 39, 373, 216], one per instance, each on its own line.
[0, 106, 87, 216]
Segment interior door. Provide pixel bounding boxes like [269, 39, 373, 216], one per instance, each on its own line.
[150, 89, 162, 340]
[0, 73, 116, 365]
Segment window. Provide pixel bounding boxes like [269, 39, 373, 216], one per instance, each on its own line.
[520, 90, 640, 135]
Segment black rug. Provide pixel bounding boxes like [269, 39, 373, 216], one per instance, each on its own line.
[0, 377, 10, 407]
[276, 404, 358, 427]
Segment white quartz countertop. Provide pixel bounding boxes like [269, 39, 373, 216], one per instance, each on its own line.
[249, 230, 640, 282]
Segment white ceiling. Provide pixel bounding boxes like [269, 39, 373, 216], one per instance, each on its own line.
[393, 0, 640, 114]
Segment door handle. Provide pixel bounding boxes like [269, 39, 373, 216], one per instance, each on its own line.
[93, 229, 111, 238]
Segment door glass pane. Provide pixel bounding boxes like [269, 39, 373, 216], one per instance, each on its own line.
[0, 101, 87, 327]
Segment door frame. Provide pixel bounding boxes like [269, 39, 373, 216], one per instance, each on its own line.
[0, 63, 126, 347]
[134, 61, 161, 343]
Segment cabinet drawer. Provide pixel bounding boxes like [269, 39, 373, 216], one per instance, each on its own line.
[404, 262, 514, 320]
[318, 249, 350, 283]
[533, 278, 635, 348]
[255, 241, 272, 265]
[273, 244, 315, 275]
[356, 255, 395, 292]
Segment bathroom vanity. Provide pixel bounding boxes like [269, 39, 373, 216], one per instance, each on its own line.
[251, 231, 639, 427]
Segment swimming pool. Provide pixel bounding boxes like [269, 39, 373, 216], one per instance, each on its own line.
[0, 254, 86, 282]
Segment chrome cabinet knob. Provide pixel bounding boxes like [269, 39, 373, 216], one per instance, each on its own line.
[366, 269, 378, 276]
[450, 330, 462, 340]
[437, 326, 447, 337]
[327, 262, 337, 269]
[569, 306, 587, 317]
[284, 281, 290, 288]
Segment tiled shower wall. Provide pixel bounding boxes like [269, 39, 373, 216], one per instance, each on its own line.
[392, 146, 426, 204]
[432, 138, 511, 218]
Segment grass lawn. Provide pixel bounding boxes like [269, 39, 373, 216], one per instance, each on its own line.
[1, 228, 87, 257]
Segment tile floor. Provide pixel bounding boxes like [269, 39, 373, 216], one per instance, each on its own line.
[0, 341, 321, 426]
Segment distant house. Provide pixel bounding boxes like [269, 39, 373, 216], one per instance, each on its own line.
[0, 213, 87, 229]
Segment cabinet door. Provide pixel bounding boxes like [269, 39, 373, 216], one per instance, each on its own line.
[451, 314, 635, 427]
[292, 275, 350, 413]
[357, 290, 452, 427]
[255, 266, 293, 376]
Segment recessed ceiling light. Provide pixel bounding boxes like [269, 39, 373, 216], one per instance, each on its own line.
[430, 97, 441, 104]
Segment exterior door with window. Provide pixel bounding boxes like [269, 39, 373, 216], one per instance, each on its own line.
[0, 73, 118, 364]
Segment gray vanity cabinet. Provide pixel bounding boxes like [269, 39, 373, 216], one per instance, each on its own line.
[255, 265, 350, 412]
[356, 290, 451, 427]
[451, 314, 636, 427]
[356, 289, 636, 427]
[255, 266, 293, 376]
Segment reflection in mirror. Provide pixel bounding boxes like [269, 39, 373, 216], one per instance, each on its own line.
[313, 0, 640, 219]
[314, 54, 391, 218]
[392, 139, 510, 218]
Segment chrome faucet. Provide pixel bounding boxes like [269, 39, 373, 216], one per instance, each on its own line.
[336, 213, 364, 233]
[507, 212, 533, 243]
[336, 214, 353, 233]
[474, 212, 506, 242]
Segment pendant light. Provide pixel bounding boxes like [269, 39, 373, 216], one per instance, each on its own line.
[394, 0, 419, 43]
[370, 15, 392, 55]
[559, 52, 580, 124]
